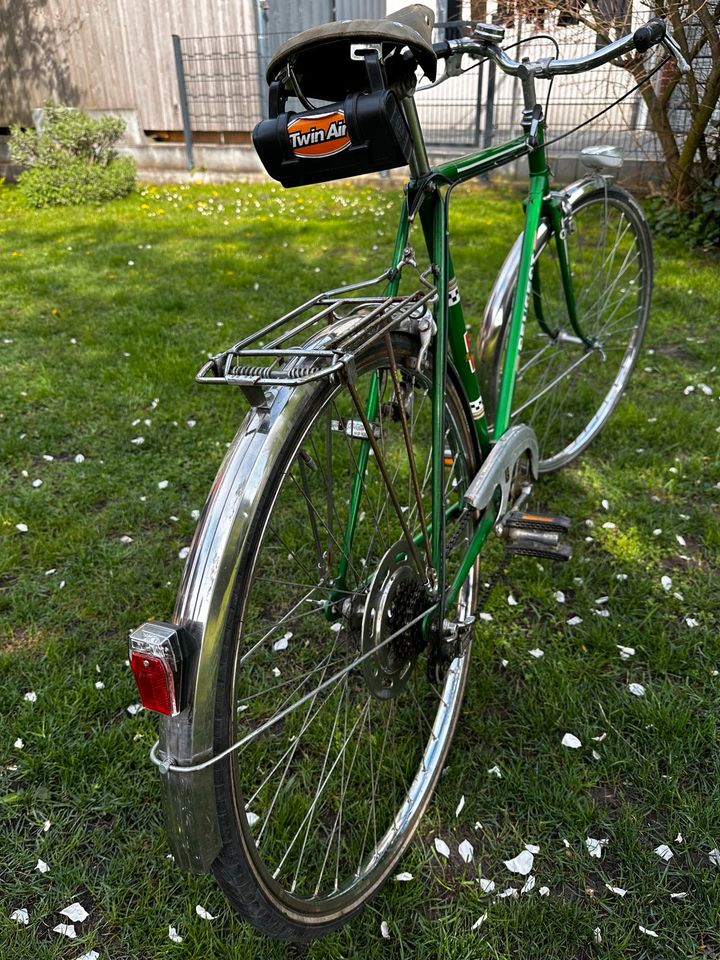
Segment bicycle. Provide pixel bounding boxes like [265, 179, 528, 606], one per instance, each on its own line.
[129, 5, 688, 940]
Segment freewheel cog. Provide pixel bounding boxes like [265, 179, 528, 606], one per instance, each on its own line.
[360, 539, 430, 701]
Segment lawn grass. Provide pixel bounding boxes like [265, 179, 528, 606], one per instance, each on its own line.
[1, 177, 719, 959]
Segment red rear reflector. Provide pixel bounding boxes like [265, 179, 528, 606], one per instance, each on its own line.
[130, 651, 177, 716]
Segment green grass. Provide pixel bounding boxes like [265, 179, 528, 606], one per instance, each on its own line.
[1, 178, 719, 959]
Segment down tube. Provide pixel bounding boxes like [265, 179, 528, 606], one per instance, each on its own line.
[492, 171, 546, 439]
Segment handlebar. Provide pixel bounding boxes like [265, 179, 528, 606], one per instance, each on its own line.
[432, 16, 689, 80]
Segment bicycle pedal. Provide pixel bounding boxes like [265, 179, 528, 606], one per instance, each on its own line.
[502, 511, 571, 535]
[507, 535, 572, 562]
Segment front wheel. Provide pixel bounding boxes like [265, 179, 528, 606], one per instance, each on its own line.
[506, 184, 652, 472]
[210, 333, 479, 940]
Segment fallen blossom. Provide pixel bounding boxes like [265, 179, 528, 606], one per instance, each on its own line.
[10, 907, 29, 924]
[394, 872, 413, 881]
[602, 521, 616, 530]
[178, 546, 190, 560]
[586, 837, 609, 859]
[521, 874, 536, 893]
[74, 454, 85, 464]
[685, 617, 699, 628]
[670, 891, 688, 899]
[478, 612, 493, 622]
[554, 590, 565, 603]
[561, 733, 582, 749]
[661, 575, 672, 591]
[131, 436, 144, 445]
[32, 478, 42, 488]
[478, 878, 495, 893]
[504, 849, 534, 875]
[273, 632, 292, 651]
[60, 903, 89, 923]
[76, 952, 100, 960]
[709, 849, 720, 867]
[95, 681, 104, 690]
[594, 927, 602, 944]
[487, 764, 502, 778]
[168, 926, 183, 942]
[16, 522, 28, 532]
[126, 703, 143, 715]
[246, 811, 260, 827]
[566, 616, 583, 626]
[628, 683, 646, 697]
[195, 904, 215, 920]
[497, 886, 518, 898]
[507, 594, 518, 606]
[471, 913, 487, 929]
[617, 644, 635, 660]
[455, 794, 465, 817]
[380, 920, 390, 939]
[605, 883, 627, 896]
[53, 923, 77, 938]
[14, 738, 23, 749]
[529, 648, 544, 658]
[43, 820, 51, 832]
[434, 837, 450, 859]
[458, 839, 474, 863]
[675, 832, 683, 843]
[538, 886, 549, 896]
[35, 858, 49, 873]
[601, 499, 610, 510]
[120, 535, 133, 544]
[158, 479, 169, 490]
[638, 925, 658, 938]
[654, 844, 673, 862]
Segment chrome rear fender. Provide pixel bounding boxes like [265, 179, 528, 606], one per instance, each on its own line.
[475, 175, 607, 430]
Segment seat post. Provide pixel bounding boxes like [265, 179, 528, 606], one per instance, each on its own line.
[400, 95, 431, 178]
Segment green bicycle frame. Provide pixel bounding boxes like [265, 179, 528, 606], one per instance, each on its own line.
[338, 110, 577, 622]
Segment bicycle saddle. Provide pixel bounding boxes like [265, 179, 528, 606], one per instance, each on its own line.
[266, 3, 437, 101]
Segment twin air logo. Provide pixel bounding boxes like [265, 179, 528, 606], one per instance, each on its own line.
[287, 110, 351, 159]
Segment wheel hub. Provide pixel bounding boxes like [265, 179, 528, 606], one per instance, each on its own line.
[360, 539, 429, 701]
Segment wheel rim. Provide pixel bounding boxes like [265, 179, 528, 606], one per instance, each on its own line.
[510, 192, 650, 471]
[225, 340, 476, 920]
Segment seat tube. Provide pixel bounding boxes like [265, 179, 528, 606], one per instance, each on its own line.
[401, 94, 431, 178]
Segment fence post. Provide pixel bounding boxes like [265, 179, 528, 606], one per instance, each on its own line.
[172, 34, 193, 170]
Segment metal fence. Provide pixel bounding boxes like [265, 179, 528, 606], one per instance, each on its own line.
[172, 18, 712, 170]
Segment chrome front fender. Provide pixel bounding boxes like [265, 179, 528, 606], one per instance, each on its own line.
[475, 175, 607, 431]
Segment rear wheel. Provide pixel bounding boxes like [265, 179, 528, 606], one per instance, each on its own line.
[211, 334, 478, 939]
[506, 185, 652, 472]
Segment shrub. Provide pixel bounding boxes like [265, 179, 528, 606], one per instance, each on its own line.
[647, 176, 720, 251]
[10, 103, 136, 207]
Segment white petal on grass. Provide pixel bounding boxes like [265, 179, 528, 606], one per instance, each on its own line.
[602, 521, 616, 530]
[554, 590, 565, 603]
[434, 837, 450, 859]
[273, 631, 292, 651]
[617, 644, 635, 660]
[504, 849, 534, 875]
[675, 832, 683, 843]
[478, 611, 493, 622]
[246, 811, 260, 827]
[708, 848, 720, 867]
[653, 528, 663, 536]
[525, 843, 540, 854]
[471, 913, 488, 930]
[126, 703, 143, 715]
[497, 886, 518, 899]
[35, 858, 49, 873]
[520, 874, 536, 893]
[676, 534, 687, 546]
[195, 904, 216, 920]
[585, 837, 609, 859]
[120, 535, 133, 544]
[43, 820, 51, 832]
[178, 547, 190, 560]
[158, 479, 169, 490]
[16, 522, 28, 532]
[455, 794, 465, 818]
[685, 617, 699, 628]
[32, 478, 42, 488]
[661, 575, 672, 591]
[380, 920, 390, 939]
[60, 903, 89, 923]
[561, 733, 582, 749]
[670, 891, 688, 899]
[394, 872, 413, 881]
[76, 952, 100, 960]
[24, 691, 37, 702]
[131, 436, 144, 445]
[654, 844, 673, 861]
[566, 616, 583, 626]
[168, 926, 183, 943]
[605, 883, 627, 897]
[601, 499, 610, 510]
[14, 738, 23, 749]
[592, 749, 601, 761]
[538, 886, 549, 896]
[528, 648, 544, 658]
[507, 593, 518, 606]
[628, 683, 646, 697]
[638, 925, 658, 938]
[53, 923, 76, 938]
[478, 878, 495, 893]
[10, 908, 29, 925]
[95, 681, 104, 689]
[458, 839, 474, 863]
[74, 454, 85, 464]
[487, 764, 502, 778]
[594, 928, 602, 944]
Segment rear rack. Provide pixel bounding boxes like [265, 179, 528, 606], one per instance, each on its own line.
[196, 262, 437, 404]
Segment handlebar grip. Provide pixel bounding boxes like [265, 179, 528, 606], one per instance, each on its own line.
[633, 17, 666, 53]
[432, 40, 452, 60]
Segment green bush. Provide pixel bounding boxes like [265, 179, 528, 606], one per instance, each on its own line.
[647, 175, 720, 250]
[10, 103, 136, 207]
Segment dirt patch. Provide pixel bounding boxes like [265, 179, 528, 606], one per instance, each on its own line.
[0, 626, 41, 656]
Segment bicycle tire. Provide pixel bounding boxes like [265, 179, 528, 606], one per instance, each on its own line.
[210, 332, 479, 940]
[501, 184, 652, 472]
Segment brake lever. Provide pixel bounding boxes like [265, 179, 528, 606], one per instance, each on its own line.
[661, 29, 691, 73]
